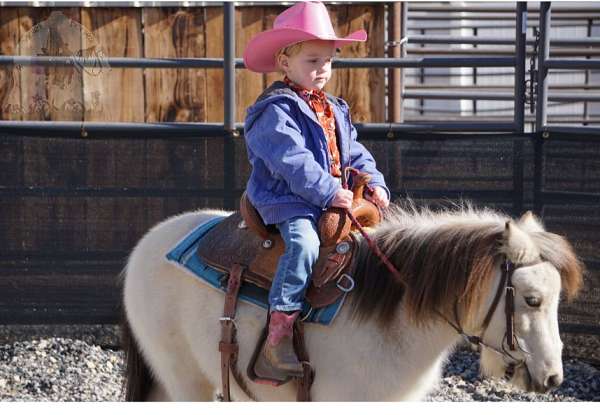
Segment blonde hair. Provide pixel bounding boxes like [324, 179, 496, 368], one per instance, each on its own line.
[275, 42, 304, 73]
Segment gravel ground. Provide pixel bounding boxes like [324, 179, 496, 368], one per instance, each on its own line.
[0, 325, 598, 401]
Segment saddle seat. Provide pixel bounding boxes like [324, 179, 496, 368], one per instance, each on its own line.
[196, 171, 381, 309]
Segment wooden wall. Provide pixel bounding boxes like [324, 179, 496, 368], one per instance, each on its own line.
[0, 4, 386, 123]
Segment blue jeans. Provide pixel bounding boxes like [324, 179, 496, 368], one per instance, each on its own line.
[269, 216, 320, 312]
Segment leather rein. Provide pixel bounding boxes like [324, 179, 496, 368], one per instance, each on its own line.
[342, 168, 407, 288]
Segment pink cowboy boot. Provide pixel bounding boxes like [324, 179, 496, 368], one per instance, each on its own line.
[254, 311, 303, 380]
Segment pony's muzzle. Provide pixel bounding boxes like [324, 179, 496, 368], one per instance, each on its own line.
[544, 373, 563, 390]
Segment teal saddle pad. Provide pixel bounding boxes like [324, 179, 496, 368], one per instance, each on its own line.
[165, 216, 347, 325]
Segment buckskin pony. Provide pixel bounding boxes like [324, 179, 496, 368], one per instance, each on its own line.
[121, 201, 583, 401]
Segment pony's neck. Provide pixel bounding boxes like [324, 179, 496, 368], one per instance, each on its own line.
[349, 213, 504, 331]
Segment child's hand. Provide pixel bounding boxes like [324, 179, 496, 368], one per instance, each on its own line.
[330, 189, 354, 209]
[365, 186, 389, 209]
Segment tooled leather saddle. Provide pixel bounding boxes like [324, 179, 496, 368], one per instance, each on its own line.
[196, 171, 380, 310]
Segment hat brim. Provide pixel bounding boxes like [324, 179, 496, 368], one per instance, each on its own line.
[243, 28, 367, 73]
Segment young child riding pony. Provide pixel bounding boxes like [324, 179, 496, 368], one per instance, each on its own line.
[243, 1, 390, 381]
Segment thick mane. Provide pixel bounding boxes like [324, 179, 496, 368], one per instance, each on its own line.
[349, 201, 584, 327]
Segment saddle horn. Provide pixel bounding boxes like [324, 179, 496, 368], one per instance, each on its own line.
[318, 170, 381, 246]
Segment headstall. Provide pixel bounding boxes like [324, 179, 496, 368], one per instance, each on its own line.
[437, 258, 544, 380]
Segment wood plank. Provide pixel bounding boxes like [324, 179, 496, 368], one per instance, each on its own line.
[236, 6, 265, 122]
[0, 8, 21, 121]
[143, 7, 206, 122]
[15, 8, 84, 121]
[81, 8, 143, 122]
[262, 6, 285, 89]
[45, 8, 84, 121]
[325, 4, 385, 123]
[204, 7, 224, 123]
[17, 8, 52, 121]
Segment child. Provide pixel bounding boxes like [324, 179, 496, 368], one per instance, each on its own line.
[243, 1, 390, 381]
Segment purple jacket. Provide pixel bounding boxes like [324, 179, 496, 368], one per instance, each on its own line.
[244, 81, 389, 225]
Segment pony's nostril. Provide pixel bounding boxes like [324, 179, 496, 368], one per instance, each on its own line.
[544, 374, 562, 389]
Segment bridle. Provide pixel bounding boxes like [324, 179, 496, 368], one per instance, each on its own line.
[437, 258, 544, 381]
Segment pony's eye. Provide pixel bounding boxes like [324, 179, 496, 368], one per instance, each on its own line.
[525, 296, 542, 307]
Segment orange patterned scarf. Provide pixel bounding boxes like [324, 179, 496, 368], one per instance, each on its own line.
[284, 76, 342, 177]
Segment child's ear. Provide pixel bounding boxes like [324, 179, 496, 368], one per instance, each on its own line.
[277, 54, 289, 72]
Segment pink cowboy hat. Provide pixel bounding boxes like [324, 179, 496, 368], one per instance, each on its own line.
[243, 1, 367, 73]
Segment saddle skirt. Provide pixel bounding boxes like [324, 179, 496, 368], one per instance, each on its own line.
[196, 212, 357, 310]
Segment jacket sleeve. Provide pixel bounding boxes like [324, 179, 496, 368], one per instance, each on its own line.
[348, 118, 391, 201]
[245, 101, 341, 208]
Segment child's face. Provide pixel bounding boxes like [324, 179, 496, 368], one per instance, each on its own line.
[278, 40, 337, 90]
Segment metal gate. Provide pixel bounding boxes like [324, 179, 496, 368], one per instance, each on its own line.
[0, 2, 598, 334]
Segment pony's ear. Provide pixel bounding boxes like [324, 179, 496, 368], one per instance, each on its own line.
[501, 220, 541, 264]
[517, 210, 545, 233]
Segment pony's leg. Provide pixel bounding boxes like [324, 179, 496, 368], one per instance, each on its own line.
[146, 382, 170, 401]
[148, 344, 217, 401]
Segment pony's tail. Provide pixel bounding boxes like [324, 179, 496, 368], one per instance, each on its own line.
[121, 310, 154, 401]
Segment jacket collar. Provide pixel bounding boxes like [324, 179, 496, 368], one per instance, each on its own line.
[256, 81, 348, 127]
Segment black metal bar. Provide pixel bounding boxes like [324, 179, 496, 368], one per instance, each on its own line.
[0, 55, 517, 69]
[545, 58, 600, 69]
[406, 35, 600, 46]
[0, 120, 521, 138]
[0, 55, 227, 68]
[407, 23, 593, 31]
[408, 13, 599, 22]
[0, 120, 234, 139]
[406, 83, 600, 90]
[404, 91, 600, 102]
[355, 122, 517, 134]
[539, 191, 600, 204]
[403, 91, 514, 101]
[513, 3, 527, 215]
[543, 126, 600, 138]
[536, 3, 551, 132]
[548, 93, 600, 102]
[514, 2, 527, 135]
[408, 4, 600, 13]
[223, 2, 236, 210]
[0, 187, 238, 198]
[391, 189, 517, 199]
[584, 19, 593, 125]
[534, 3, 552, 216]
[406, 47, 600, 57]
[333, 57, 516, 68]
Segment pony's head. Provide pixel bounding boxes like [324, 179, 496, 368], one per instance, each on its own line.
[477, 211, 583, 393]
[350, 203, 584, 394]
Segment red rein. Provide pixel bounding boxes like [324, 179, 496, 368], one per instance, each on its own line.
[343, 167, 405, 286]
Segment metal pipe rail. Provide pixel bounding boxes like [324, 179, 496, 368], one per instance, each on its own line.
[408, 23, 594, 31]
[0, 120, 519, 140]
[408, 14, 600, 21]
[406, 48, 600, 57]
[406, 83, 600, 90]
[404, 91, 600, 102]
[407, 35, 600, 47]
[408, 4, 600, 13]
[0, 55, 517, 69]
[545, 59, 600, 69]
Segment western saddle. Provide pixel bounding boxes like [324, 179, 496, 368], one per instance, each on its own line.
[195, 171, 381, 401]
